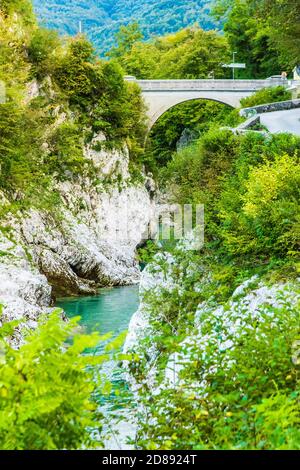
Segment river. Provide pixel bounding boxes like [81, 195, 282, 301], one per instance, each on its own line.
[56, 284, 140, 449]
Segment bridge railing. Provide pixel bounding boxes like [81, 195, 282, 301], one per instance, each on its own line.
[126, 78, 294, 92]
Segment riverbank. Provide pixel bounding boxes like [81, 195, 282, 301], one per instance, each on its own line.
[123, 243, 300, 449]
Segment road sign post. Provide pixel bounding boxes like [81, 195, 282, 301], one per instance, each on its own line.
[222, 54, 246, 80]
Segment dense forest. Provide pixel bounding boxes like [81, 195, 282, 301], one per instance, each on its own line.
[33, 0, 218, 55]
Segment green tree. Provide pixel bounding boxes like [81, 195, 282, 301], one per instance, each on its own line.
[54, 35, 100, 108]
[214, 0, 300, 75]
[145, 100, 236, 172]
[0, 0, 35, 22]
[255, 0, 300, 67]
[116, 26, 230, 80]
[213, 0, 280, 78]
[120, 42, 158, 78]
[28, 28, 61, 79]
[107, 22, 144, 60]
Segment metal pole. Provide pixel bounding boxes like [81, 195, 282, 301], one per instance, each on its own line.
[232, 52, 237, 80]
[79, 21, 82, 34]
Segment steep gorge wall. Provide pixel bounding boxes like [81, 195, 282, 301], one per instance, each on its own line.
[0, 127, 156, 345]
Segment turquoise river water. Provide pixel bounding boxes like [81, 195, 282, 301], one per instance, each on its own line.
[56, 285, 139, 341]
[56, 285, 140, 449]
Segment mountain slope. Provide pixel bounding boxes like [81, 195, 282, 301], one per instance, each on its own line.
[33, 0, 218, 54]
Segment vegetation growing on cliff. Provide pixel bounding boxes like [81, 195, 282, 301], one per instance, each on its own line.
[132, 251, 300, 450]
[130, 0, 300, 448]
[0, 1, 147, 218]
[134, 128, 300, 450]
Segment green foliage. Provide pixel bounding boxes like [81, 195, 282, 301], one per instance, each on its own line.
[33, 1, 218, 56]
[54, 36, 100, 108]
[116, 26, 229, 80]
[214, 133, 300, 260]
[0, 10, 147, 215]
[0, 0, 35, 22]
[162, 127, 240, 206]
[213, 0, 280, 78]
[53, 36, 147, 152]
[255, 0, 300, 68]
[47, 122, 92, 179]
[28, 28, 60, 79]
[214, 0, 300, 76]
[107, 22, 144, 59]
[145, 100, 239, 171]
[0, 100, 55, 213]
[0, 310, 125, 450]
[164, 129, 300, 262]
[0, 4, 32, 94]
[137, 240, 161, 266]
[129, 236, 300, 449]
[240, 153, 300, 256]
[241, 86, 292, 108]
[90, 63, 147, 153]
[0, 95, 88, 216]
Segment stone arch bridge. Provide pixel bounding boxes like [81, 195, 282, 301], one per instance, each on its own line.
[125, 77, 293, 129]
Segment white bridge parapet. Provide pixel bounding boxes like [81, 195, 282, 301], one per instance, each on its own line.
[125, 77, 295, 128]
[136, 79, 286, 92]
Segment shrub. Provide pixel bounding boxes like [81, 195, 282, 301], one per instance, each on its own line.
[53, 37, 147, 155]
[163, 128, 300, 261]
[241, 153, 300, 255]
[241, 86, 292, 108]
[0, 308, 126, 450]
[0, 0, 34, 20]
[162, 128, 239, 207]
[54, 36, 101, 108]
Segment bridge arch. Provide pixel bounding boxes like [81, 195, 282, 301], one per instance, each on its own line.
[124, 77, 291, 130]
[145, 94, 239, 130]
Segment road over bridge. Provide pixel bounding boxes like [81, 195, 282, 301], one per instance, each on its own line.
[125, 77, 295, 128]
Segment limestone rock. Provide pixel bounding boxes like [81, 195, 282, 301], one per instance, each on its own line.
[0, 138, 157, 345]
[0, 233, 53, 347]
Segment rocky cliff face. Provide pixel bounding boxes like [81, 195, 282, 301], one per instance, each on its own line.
[0, 135, 156, 344]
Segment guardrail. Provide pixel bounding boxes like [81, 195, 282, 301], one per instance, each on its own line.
[240, 98, 300, 117]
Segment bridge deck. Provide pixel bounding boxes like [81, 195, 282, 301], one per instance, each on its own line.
[126, 78, 294, 92]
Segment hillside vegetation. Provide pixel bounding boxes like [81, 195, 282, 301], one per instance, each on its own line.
[33, 0, 218, 55]
[109, 25, 229, 79]
[213, 0, 300, 77]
